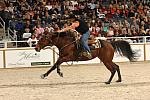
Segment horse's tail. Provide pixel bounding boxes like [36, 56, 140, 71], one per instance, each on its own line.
[111, 40, 137, 61]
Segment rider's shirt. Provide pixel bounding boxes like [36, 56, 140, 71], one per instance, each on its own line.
[74, 19, 89, 34]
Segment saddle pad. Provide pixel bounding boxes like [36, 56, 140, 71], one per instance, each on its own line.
[89, 37, 106, 48]
[92, 39, 101, 48]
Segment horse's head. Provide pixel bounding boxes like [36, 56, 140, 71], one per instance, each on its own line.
[35, 31, 53, 52]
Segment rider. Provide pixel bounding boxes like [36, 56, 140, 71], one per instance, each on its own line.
[57, 14, 92, 59]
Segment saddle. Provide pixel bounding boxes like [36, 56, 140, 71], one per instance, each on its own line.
[87, 37, 107, 49]
[75, 37, 106, 58]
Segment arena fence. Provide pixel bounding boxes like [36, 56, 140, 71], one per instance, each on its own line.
[0, 36, 150, 68]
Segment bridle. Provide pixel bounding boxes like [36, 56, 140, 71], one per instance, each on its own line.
[40, 31, 80, 66]
[40, 31, 79, 53]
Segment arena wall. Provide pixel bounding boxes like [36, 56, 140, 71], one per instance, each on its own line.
[0, 43, 150, 68]
[0, 50, 3, 68]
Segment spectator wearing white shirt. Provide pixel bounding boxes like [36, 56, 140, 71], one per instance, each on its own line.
[45, 2, 52, 10]
[27, 34, 38, 47]
[88, 0, 96, 10]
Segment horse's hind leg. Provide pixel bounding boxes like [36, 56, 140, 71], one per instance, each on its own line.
[103, 62, 116, 84]
[103, 62, 122, 84]
[114, 63, 122, 82]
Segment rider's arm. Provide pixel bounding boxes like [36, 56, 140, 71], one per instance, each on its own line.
[57, 21, 79, 32]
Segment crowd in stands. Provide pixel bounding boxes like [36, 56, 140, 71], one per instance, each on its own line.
[0, 0, 150, 46]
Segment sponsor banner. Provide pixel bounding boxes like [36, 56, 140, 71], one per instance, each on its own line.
[5, 48, 53, 68]
[31, 62, 51, 66]
[0, 51, 3, 68]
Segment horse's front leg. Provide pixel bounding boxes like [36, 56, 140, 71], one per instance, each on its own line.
[56, 65, 63, 77]
[41, 58, 64, 79]
[56, 55, 71, 77]
[41, 63, 58, 79]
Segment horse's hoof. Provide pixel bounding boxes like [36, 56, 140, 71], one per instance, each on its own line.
[40, 74, 45, 79]
[105, 82, 110, 84]
[116, 80, 122, 82]
[59, 72, 63, 77]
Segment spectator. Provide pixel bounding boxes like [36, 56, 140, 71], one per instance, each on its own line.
[8, 3, 14, 14]
[46, 24, 54, 32]
[45, 2, 52, 10]
[24, 12, 31, 20]
[113, 24, 122, 37]
[3, 7, 12, 29]
[23, 20, 34, 33]
[22, 28, 32, 47]
[53, 23, 60, 31]
[0, 0, 149, 43]
[139, 26, 146, 36]
[15, 19, 24, 40]
[34, 24, 44, 39]
[137, 2, 144, 14]
[108, 4, 115, 18]
[87, 0, 96, 10]
[90, 27, 97, 38]
[146, 29, 150, 36]
[107, 26, 114, 37]
[118, 27, 128, 37]
[27, 34, 38, 47]
[44, 8, 52, 26]
[131, 26, 138, 36]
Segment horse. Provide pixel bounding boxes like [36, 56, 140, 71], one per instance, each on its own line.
[35, 31, 137, 84]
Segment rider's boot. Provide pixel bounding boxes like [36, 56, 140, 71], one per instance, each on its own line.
[82, 51, 92, 59]
[86, 51, 92, 59]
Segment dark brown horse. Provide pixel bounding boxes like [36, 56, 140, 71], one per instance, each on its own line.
[35, 31, 137, 84]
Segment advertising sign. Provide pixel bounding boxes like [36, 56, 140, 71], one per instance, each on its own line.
[5, 48, 53, 68]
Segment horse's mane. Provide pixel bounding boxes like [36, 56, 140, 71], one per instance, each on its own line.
[52, 31, 76, 42]
[53, 32, 68, 37]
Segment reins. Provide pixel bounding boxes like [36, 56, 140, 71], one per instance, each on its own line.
[47, 31, 79, 66]
[50, 31, 80, 52]
[59, 40, 76, 52]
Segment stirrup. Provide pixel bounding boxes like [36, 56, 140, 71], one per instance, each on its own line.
[82, 51, 92, 59]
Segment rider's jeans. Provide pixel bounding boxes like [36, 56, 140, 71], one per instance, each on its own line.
[80, 31, 91, 52]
